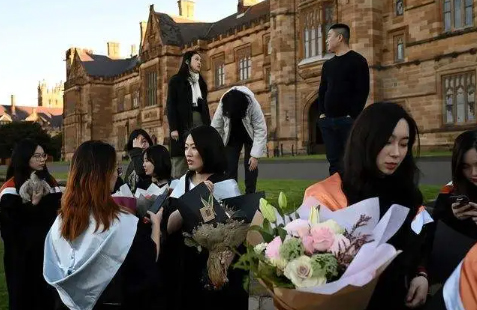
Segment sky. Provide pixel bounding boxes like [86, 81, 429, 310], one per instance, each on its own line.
[0, 0, 238, 107]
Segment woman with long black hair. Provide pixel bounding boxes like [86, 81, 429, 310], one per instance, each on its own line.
[304, 102, 431, 309]
[166, 51, 210, 179]
[0, 139, 61, 310]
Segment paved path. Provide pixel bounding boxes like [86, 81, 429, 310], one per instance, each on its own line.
[0, 157, 451, 185]
[237, 157, 451, 185]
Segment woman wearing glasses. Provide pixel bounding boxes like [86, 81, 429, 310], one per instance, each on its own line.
[0, 139, 62, 310]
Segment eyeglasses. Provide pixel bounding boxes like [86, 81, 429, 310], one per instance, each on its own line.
[32, 153, 48, 160]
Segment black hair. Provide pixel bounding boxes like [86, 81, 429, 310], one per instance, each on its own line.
[187, 125, 227, 174]
[330, 23, 350, 44]
[452, 129, 477, 201]
[342, 102, 422, 208]
[143, 145, 172, 181]
[177, 51, 201, 79]
[6, 138, 56, 191]
[126, 129, 153, 151]
[221, 89, 250, 119]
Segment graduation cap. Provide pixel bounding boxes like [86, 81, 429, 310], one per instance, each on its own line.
[221, 191, 265, 223]
[172, 183, 228, 232]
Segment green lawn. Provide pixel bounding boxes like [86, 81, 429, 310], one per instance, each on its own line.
[0, 180, 441, 308]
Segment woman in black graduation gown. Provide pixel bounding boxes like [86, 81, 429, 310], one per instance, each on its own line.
[161, 125, 247, 310]
[0, 139, 62, 310]
[43, 140, 163, 310]
[141, 144, 172, 191]
[124, 129, 154, 193]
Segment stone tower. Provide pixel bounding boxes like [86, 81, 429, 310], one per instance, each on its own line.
[38, 80, 64, 108]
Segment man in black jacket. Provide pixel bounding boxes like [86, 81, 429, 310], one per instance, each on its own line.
[316, 23, 370, 175]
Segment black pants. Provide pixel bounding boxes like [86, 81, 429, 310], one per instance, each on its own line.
[318, 116, 354, 176]
[225, 143, 258, 194]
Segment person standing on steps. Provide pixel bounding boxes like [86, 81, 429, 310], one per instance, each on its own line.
[316, 23, 370, 176]
[166, 51, 210, 179]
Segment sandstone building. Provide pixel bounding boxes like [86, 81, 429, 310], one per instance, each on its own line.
[62, 0, 477, 160]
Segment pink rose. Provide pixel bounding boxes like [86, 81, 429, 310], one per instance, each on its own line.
[310, 226, 335, 252]
[284, 219, 310, 238]
[302, 235, 315, 255]
[329, 234, 351, 256]
[265, 236, 283, 260]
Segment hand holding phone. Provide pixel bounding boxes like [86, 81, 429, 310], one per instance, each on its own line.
[450, 195, 476, 220]
[450, 195, 470, 208]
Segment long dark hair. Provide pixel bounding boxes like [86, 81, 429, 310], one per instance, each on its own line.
[177, 51, 201, 78]
[6, 139, 56, 192]
[144, 145, 172, 181]
[188, 125, 227, 174]
[342, 102, 422, 208]
[221, 89, 250, 119]
[126, 129, 153, 152]
[60, 141, 121, 241]
[452, 129, 477, 201]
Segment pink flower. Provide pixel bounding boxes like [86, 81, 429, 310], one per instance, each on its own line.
[329, 234, 351, 256]
[310, 226, 335, 252]
[302, 235, 315, 255]
[284, 219, 310, 238]
[265, 236, 283, 260]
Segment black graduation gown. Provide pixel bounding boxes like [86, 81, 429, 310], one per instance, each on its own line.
[0, 186, 61, 310]
[159, 172, 248, 310]
[53, 221, 161, 310]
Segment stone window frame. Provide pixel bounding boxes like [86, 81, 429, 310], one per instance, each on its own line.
[264, 66, 271, 89]
[299, 1, 335, 61]
[441, 70, 476, 126]
[117, 88, 125, 112]
[212, 53, 226, 89]
[263, 35, 272, 56]
[132, 89, 140, 109]
[443, 0, 474, 32]
[145, 69, 157, 107]
[235, 45, 252, 82]
[395, 0, 404, 16]
[117, 125, 127, 151]
[393, 31, 406, 63]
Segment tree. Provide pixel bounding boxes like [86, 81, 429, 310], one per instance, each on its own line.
[0, 122, 53, 159]
[50, 133, 63, 161]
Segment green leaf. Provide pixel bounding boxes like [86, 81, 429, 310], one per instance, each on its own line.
[277, 227, 288, 242]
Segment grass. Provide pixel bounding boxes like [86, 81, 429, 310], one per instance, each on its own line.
[0, 180, 441, 307]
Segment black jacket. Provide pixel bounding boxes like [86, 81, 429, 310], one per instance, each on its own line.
[0, 180, 61, 310]
[166, 74, 210, 157]
[124, 148, 151, 193]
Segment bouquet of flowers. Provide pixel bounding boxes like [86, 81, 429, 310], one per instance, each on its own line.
[237, 193, 410, 310]
[179, 187, 263, 290]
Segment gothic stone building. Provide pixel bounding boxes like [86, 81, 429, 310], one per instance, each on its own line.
[62, 0, 477, 160]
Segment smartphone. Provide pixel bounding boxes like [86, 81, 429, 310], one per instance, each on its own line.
[449, 195, 470, 207]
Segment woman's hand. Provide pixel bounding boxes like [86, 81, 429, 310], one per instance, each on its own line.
[132, 137, 143, 149]
[171, 131, 179, 141]
[31, 190, 43, 206]
[249, 157, 258, 171]
[405, 276, 428, 308]
[452, 202, 477, 220]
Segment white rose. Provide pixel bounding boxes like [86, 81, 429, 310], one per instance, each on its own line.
[313, 219, 344, 234]
[284, 256, 327, 288]
[270, 258, 288, 271]
[254, 243, 268, 255]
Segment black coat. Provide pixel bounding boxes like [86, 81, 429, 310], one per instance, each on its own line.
[0, 183, 61, 310]
[166, 74, 210, 157]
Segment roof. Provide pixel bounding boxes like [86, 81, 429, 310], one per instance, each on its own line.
[0, 105, 63, 128]
[155, 0, 269, 46]
[77, 51, 139, 78]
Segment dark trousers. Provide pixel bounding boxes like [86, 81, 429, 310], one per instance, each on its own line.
[225, 143, 258, 194]
[318, 116, 354, 176]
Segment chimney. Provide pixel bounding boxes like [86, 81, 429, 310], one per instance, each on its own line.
[10, 95, 16, 115]
[131, 44, 137, 57]
[107, 42, 120, 59]
[237, 0, 260, 13]
[178, 0, 195, 19]
[140, 21, 147, 48]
